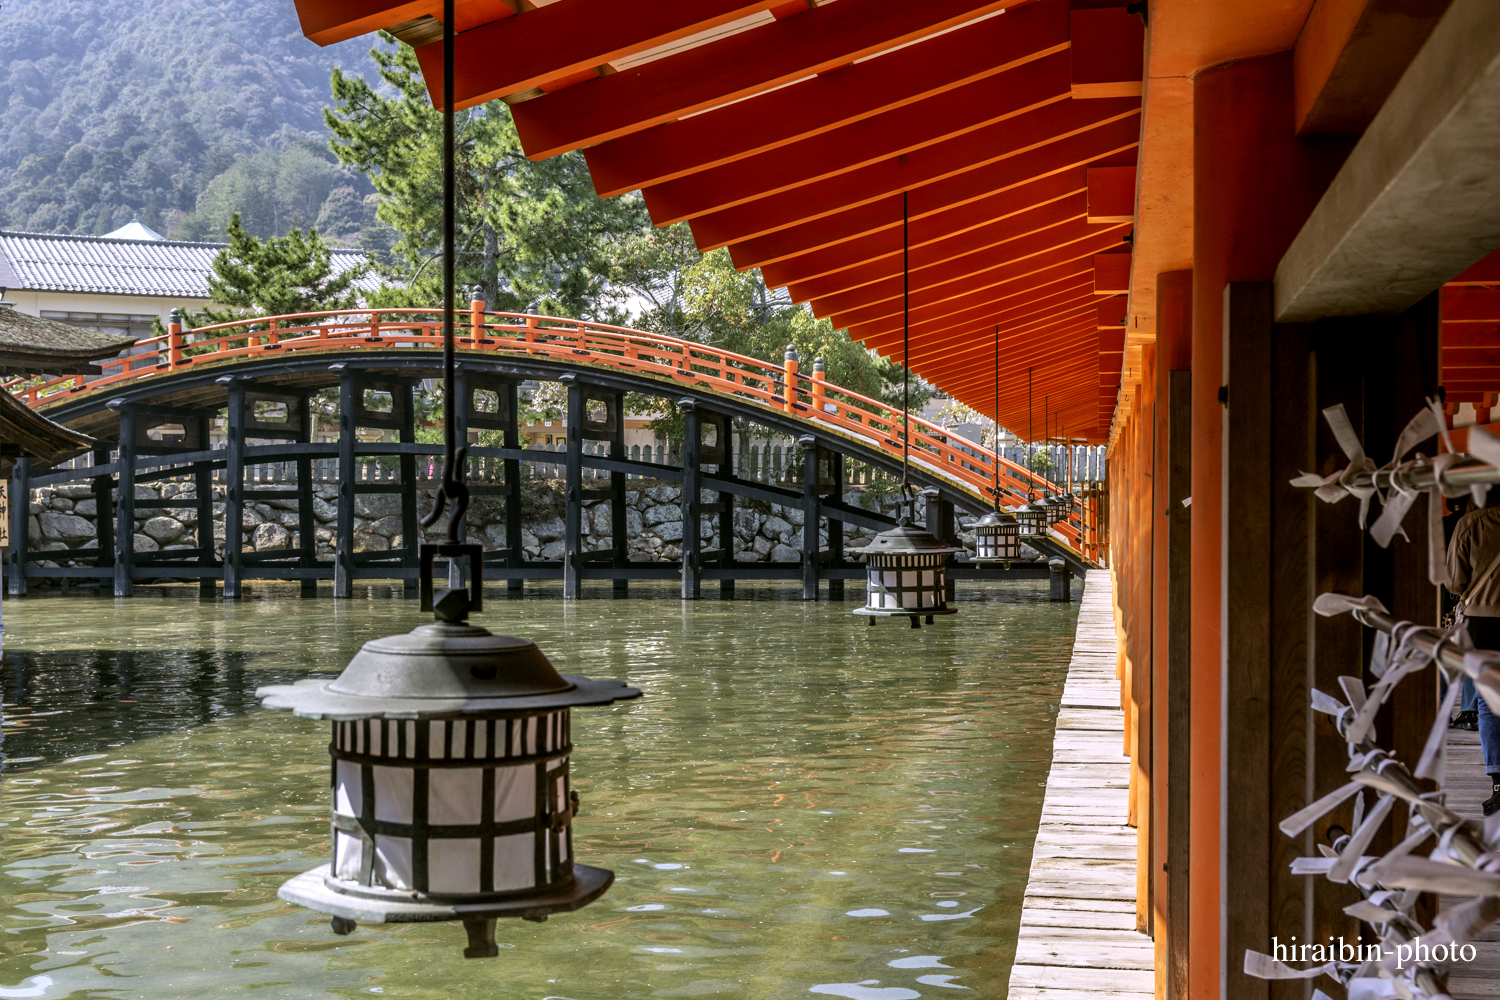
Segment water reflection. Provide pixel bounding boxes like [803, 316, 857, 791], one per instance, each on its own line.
[1, 648, 324, 769]
[0, 582, 1075, 999]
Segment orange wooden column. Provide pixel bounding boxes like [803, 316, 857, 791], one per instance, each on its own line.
[1191, 52, 1351, 1000]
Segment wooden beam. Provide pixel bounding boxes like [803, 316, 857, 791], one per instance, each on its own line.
[583, 0, 1071, 196]
[415, 0, 782, 110]
[1087, 166, 1137, 223]
[1069, 7, 1145, 99]
[1095, 251, 1132, 293]
[641, 53, 1072, 223]
[690, 101, 1141, 250]
[506, 0, 1011, 158]
[1293, 0, 1453, 136]
[1276, 0, 1500, 321]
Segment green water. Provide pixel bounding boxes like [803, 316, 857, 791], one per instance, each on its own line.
[0, 583, 1077, 1000]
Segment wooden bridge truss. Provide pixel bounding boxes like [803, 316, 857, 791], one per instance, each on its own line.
[4, 310, 1101, 599]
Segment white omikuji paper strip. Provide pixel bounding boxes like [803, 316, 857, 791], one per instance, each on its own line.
[1414, 678, 1464, 780]
[1330, 793, 1394, 884]
[1371, 856, 1500, 896]
[1243, 951, 1335, 981]
[1280, 780, 1361, 838]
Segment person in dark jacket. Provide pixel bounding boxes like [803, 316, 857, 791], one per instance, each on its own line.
[1446, 499, 1500, 816]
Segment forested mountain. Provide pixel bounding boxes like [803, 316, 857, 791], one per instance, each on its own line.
[0, 0, 382, 241]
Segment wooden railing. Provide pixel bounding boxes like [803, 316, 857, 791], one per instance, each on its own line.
[5, 308, 1083, 547]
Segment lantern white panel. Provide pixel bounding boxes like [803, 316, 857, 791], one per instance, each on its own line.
[335, 760, 362, 816]
[494, 764, 536, 823]
[922, 570, 934, 586]
[333, 830, 363, 881]
[429, 767, 483, 825]
[373, 765, 414, 823]
[493, 833, 536, 892]
[428, 837, 482, 894]
[373, 834, 413, 889]
[902, 590, 917, 609]
[429, 724, 447, 759]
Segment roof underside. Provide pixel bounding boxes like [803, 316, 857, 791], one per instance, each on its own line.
[294, 0, 1143, 443]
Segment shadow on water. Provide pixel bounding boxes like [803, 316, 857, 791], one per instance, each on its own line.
[0, 647, 330, 772]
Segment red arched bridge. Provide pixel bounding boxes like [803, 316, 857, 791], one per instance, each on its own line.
[6, 309, 1102, 600]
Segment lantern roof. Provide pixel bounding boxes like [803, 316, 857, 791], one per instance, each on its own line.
[848, 517, 962, 557]
[975, 508, 1018, 528]
[256, 622, 642, 719]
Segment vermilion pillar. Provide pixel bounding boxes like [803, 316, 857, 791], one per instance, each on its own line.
[1191, 53, 1350, 1000]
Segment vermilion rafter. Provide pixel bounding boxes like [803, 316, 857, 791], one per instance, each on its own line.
[584, 0, 1070, 196]
[756, 173, 1084, 284]
[864, 279, 1097, 357]
[693, 103, 1140, 250]
[505, 0, 1012, 159]
[642, 53, 1071, 223]
[807, 214, 1110, 318]
[414, 0, 783, 109]
[830, 225, 1128, 331]
[845, 261, 1096, 343]
[783, 195, 1085, 303]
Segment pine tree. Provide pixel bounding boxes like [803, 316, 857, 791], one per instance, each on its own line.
[200, 212, 366, 320]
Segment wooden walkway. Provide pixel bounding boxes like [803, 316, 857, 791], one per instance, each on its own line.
[1009, 569, 1155, 1000]
[1442, 726, 1500, 999]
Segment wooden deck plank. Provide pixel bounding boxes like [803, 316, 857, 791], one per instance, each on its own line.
[1440, 727, 1499, 1000]
[1007, 570, 1154, 999]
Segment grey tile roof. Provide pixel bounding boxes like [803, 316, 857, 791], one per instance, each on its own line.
[0, 230, 381, 299]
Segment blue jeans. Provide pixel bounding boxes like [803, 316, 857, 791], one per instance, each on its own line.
[1480, 694, 1500, 774]
[1462, 616, 1500, 774]
[1462, 675, 1479, 713]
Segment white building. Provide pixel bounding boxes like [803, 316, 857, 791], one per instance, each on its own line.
[0, 221, 375, 341]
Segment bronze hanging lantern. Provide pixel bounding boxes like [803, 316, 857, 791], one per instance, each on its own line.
[850, 518, 962, 628]
[256, 591, 640, 956]
[1015, 501, 1048, 538]
[971, 323, 1020, 567]
[255, 0, 641, 957]
[851, 191, 960, 628]
[971, 507, 1021, 567]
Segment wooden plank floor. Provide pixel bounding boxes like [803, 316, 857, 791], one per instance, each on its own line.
[1441, 727, 1499, 999]
[1008, 569, 1155, 1000]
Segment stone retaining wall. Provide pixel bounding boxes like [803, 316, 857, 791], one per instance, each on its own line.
[22, 479, 1008, 577]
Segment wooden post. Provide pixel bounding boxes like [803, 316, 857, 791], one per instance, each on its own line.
[195, 417, 215, 596]
[505, 381, 524, 593]
[828, 451, 845, 601]
[294, 397, 317, 596]
[335, 373, 356, 599]
[398, 382, 419, 593]
[223, 385, 245, 599]
[8, 457, 29, 597]
[923, 489, 957, 603]
[800, 435, 819, 601]
[1267, 305, 1312, 999]
[115, 412, 137, 597]
[564, 381, 584, 599]
[718, 417, 735, 600]
[92, 443, 114, 582]
[1220, 283, 1276, 1000]
[611, 392, 629, 596]
[1154, 268, 1193, 1000]
[1308, 329, 1367, 947]
[681, 400, 701, 600]
[1165, 368, 1192, 1000]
